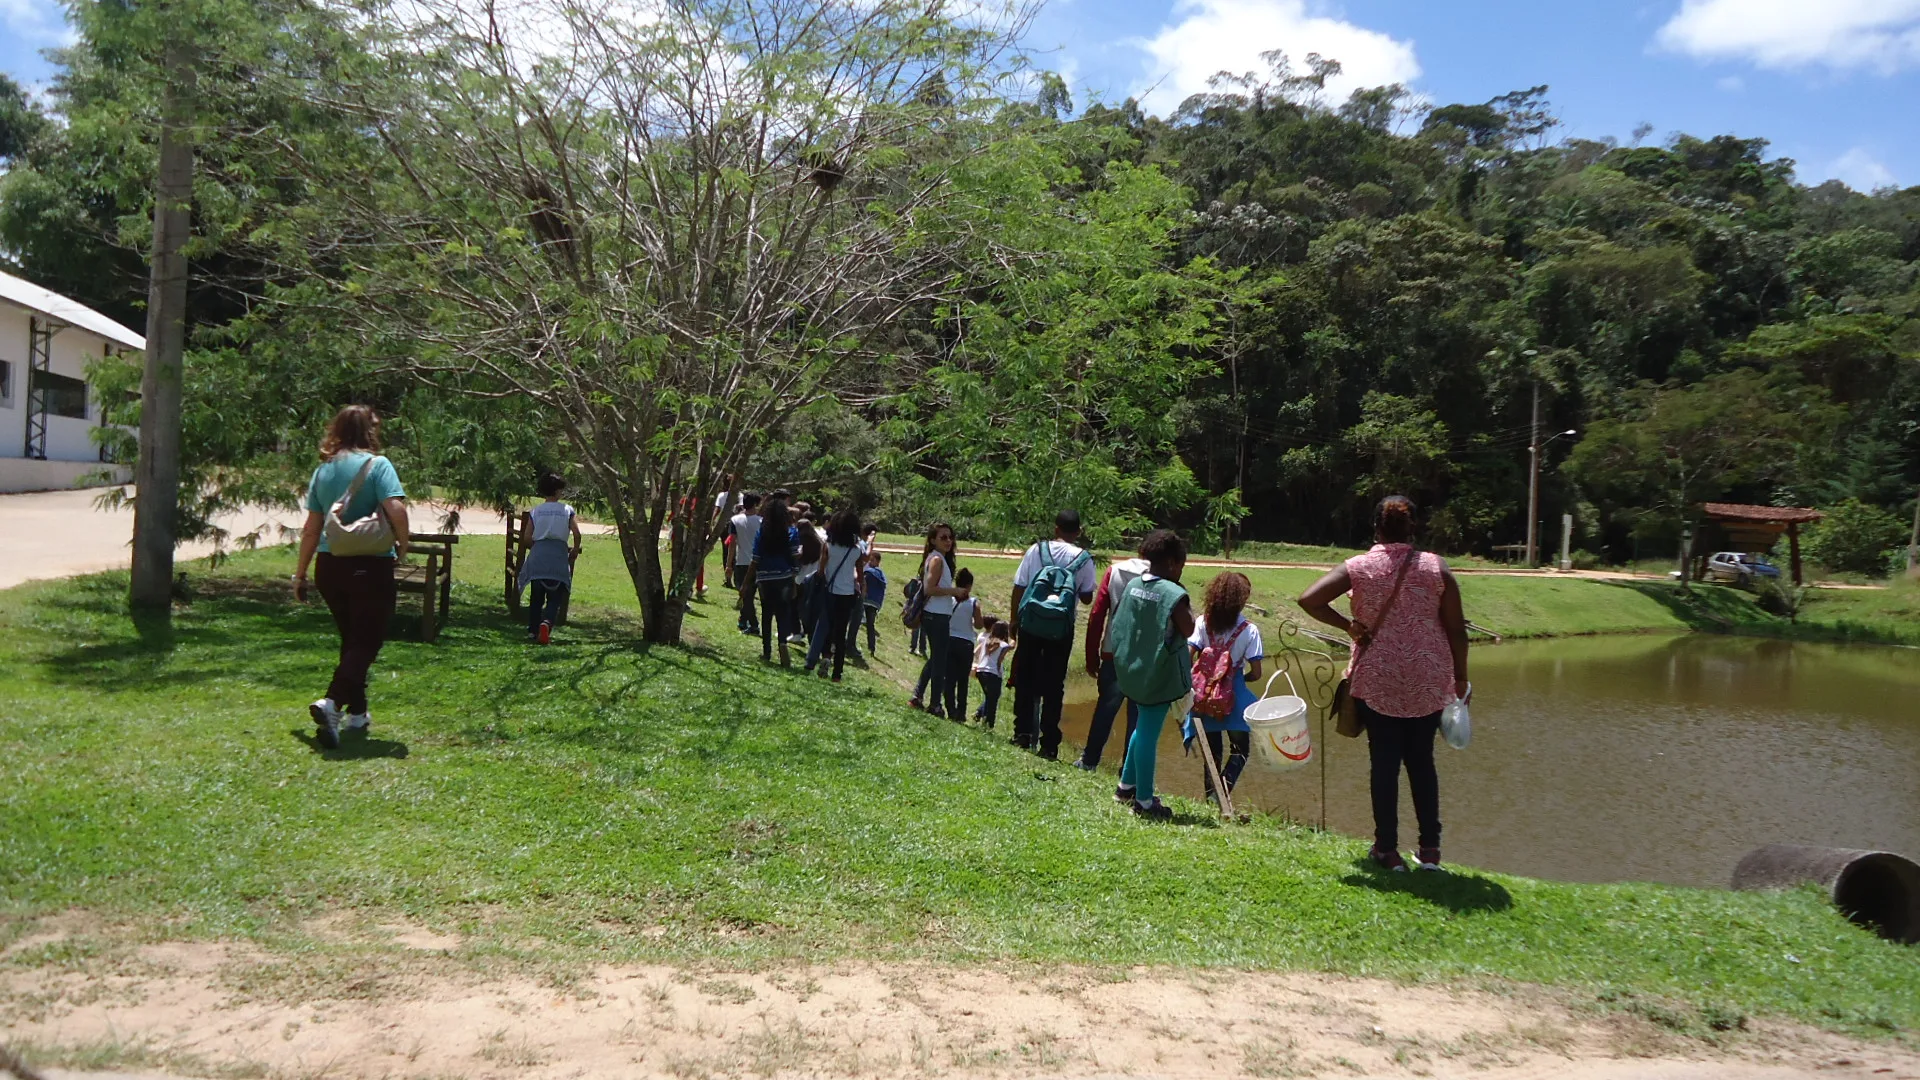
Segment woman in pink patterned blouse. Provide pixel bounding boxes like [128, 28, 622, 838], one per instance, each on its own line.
[1298, 496, 1470, 873]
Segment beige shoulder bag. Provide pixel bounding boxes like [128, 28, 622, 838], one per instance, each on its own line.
[323, 455, 396, 557]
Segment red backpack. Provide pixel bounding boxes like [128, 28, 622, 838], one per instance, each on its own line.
[1190, 620, 1248, 719]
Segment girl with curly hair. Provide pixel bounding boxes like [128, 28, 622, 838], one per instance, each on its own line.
[1182, 571, 1264, 803]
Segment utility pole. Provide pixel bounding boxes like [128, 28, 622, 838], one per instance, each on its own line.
[1908, 486, 1919, 576]
[1526, 381, 1541, 568]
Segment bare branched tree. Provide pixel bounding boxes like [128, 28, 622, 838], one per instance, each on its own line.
[283, 0, 1033, 642]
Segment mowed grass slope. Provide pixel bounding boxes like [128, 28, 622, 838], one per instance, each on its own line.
[1, 539, 1915, 1038]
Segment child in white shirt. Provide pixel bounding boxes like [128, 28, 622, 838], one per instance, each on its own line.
[972, 620, 1012, 729]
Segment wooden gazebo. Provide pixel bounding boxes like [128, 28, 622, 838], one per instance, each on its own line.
[1696, 503, 1825, 585]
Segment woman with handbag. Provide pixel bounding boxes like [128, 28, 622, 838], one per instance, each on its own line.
[293, 405, 411, 749]
[1297, 495, 1469, 872]
[907, 522, 969, 718]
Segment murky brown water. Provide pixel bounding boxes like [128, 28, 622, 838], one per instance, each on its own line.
[1061, 633, 1920, 888]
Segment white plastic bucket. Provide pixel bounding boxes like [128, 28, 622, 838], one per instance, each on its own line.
[1246, 670, 1313, 771]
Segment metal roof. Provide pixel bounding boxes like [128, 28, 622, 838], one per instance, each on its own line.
[0, 268, 145, 352]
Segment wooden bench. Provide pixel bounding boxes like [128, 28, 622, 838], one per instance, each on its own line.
[395, 532, 458, 642]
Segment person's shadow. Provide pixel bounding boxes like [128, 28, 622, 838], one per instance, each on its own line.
[1341, 858, 1514, 913]
[291, 729, 410, 760]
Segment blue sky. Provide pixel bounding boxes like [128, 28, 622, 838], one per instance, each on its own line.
[2, 0, 1916, 189]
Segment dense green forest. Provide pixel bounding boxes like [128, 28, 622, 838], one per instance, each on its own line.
[0, 1, 1915, 637]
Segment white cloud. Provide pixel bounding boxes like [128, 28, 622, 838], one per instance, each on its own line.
[1655, 0, 1920, 74]
[0, 0, 73, 45]
[1132, 0, 1420, 118]
[1826, 146, 1899, 190]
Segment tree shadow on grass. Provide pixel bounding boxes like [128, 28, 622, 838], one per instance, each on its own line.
[35, 591, 328, 692]
[290, 728, 410, 759]
[1341, 859, 1514, 914]
[1601, 578, 1915, 647]
[1602, 579, 1742, 632]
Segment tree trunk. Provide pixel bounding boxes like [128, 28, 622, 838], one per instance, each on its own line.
[128, 38, 196, 617]
[614, 508, 678, 645]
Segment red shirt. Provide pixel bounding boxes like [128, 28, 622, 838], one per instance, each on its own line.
[1085, 558, 1149, 669]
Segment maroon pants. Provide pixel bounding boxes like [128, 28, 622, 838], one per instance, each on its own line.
[316, 553, 397, 715]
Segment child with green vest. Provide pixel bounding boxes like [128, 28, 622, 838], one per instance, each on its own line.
[1104, 530, 1196, 820]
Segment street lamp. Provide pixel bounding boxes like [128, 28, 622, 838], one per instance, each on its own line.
[1518, 349, 1542, 567]
[1527, 426, 1577, 567]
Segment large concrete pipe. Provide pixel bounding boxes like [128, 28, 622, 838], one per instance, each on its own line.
[1732, 844, 1920, 944]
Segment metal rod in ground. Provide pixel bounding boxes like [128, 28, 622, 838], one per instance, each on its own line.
[1191, 712, 1236, 820]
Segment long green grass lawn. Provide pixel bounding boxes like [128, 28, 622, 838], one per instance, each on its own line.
[2, 538, 1915, 1038]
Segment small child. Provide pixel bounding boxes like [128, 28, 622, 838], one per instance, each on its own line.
[1182, 571, 1263, 803]
[972, 620, 1012, 729]
[905, 575, 928, 656]
[517, 472, 584, 644]
[944, 568, 985, 722]
[861, 547, 888, 655]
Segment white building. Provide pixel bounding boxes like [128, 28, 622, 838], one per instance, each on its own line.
[0, 269, 145, 494]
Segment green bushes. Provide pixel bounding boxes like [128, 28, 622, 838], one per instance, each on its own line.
[1805, 499, 1908, 576]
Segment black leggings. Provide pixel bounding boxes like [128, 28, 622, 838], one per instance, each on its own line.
[315, 553, 396, 716]
[1202, 730, 1250, 797]
[758, 578, 796, 660]
[974, 671, 1002, 726]
[527, 579, 567, 632]
[816, 593, 858, 679]
[1361, 700, 1442, 851]
[944, 637, 972, 717]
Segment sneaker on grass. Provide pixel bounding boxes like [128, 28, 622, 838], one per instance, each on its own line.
[1369, 846, 1410, 872]
[1113, 783, 1136, 804]
[343, 711, 371, 733]
[1415, 847, 1443, 872]
[1131, 797, 1172, 821]
[309, 698, 341, 749]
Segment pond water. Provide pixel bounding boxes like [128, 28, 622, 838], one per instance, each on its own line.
[1059, 633, 1920, 889]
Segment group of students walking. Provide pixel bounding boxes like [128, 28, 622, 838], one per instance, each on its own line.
[294, 403, 1472, 875]
[726, 490, 889, 681]
[713, 491, 1471, 870]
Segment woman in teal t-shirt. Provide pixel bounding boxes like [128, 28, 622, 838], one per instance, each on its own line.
[1103, 529, 1195, 820]
[293, 405, 410, 749]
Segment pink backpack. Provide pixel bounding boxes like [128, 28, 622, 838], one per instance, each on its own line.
[1190, 621, 1248, 719]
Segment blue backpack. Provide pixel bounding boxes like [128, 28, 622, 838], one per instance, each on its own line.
[1018, 543, 1091, 641]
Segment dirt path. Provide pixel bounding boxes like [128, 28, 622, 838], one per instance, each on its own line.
[6, 486, 1882, 595]
[0, 488, 616, 591]
[5, 931, 1916, 1080]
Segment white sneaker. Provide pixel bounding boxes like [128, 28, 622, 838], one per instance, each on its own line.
[343, 711, 371, 732]
[309, 698, 341, 749]
[786, 634, 807, 645]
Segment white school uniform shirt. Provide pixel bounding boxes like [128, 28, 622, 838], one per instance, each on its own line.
[974, 638, 1008, 676]
[797, 527, 826, 584]
[1188, 615, 1265, 671]
[822, 542, 863, 596]
[949, 597, 978, 643]
[529, 501, 575, 541]
[1013, 539, 1099, 599]
[730, 512, 761, 566]
[922, 552, 956, 615]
